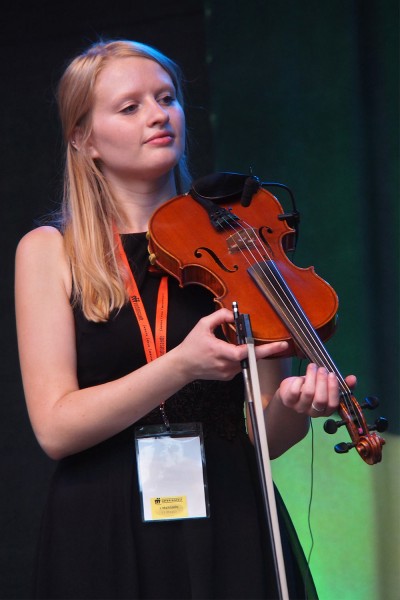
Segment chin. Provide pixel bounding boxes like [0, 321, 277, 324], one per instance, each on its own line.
[147, 157, 182, 179]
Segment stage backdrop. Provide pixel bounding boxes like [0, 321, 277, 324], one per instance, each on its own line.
[0, 2, 214, 598]
[204, 1, 399, 599]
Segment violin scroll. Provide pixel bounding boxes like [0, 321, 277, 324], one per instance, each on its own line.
[323, 395, 388, 465]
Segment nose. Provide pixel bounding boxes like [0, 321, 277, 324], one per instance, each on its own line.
[147, 99, 170, 126]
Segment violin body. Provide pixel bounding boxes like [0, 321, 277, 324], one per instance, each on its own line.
[148, 188, 338, 357]
[147, 178, 387, 465]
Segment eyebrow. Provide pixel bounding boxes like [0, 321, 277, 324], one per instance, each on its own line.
[109, 83, 176, 107]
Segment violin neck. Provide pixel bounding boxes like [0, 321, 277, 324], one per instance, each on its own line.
[248, 261, 347, 392]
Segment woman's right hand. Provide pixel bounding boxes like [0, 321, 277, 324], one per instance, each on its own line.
[174, 307, 289, 382]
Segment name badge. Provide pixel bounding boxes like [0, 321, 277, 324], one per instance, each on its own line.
[135, 423, 210, 522]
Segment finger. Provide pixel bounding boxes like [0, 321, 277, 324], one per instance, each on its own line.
[202, 308, 234, 332]
[326, 371, 340, 410]
[254, 340, 289, 359]
[310, 370, 340, 416]
[295, 363, 319, 412]
[282, 376, 306, 409]
[344, 374, 357, 390]
[308, 366, 330, 413]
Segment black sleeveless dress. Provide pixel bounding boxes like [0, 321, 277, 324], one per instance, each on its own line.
[33, 233, 316, 600]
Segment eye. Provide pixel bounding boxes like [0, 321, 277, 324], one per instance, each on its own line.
[121, 103, 138, 115]
[158, 94, 176, 107]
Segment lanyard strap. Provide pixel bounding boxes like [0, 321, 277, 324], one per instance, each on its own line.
[115, 233, 169, 363]
[115, 232, 170, 428]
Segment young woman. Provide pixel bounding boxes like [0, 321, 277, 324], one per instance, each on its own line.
[15, 39, 355, 599]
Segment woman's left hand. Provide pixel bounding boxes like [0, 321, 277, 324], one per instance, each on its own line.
[278, 362, 357, 418]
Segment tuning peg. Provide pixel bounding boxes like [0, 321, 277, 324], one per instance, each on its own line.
[334, 441, 356, 454]
[368, 417, 389, 433]
[323, 418, 346, 434]
[360, 396, 380, 410]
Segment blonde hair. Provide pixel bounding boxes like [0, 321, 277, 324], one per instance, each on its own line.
[57, 39, 191, 321]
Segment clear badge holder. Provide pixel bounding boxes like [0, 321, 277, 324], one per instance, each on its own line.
[135, 422, 210, 522]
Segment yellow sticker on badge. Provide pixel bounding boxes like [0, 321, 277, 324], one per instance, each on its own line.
[151, 496, 188, 520]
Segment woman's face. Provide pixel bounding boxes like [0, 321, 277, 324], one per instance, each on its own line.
[86, 56, 185, 185]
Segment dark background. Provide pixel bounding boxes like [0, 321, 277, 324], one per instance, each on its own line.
[1, 3, 213, 597]
[1, 1, 398, 598]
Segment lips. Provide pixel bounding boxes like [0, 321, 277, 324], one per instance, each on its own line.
[145, 131, 175, 144]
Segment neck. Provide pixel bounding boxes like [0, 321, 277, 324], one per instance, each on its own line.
[113, 173, 177, 233]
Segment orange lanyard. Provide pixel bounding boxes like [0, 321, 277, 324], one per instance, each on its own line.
[115, 233, 169, 362]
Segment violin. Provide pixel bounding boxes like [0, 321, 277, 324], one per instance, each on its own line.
[147, 172, 387, 465]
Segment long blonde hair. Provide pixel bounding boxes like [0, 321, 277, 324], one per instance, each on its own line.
[57, 39, 191, 321]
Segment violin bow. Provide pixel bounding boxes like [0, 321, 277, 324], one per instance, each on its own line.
[233, 301, 289, 600]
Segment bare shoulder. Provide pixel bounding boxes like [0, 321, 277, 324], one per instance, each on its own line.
[16, 225, 64, 256]
[16, 225, 71, 296]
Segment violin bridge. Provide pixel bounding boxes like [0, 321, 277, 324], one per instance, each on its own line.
[227, 228, 258, 253]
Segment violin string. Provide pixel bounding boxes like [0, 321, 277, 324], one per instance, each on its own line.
[219, 214, 357, 420]
[220, 214, 332, 369]
[233, 217, 357, 417]
[242, 218, 358, 420]
[221, 214, 323, 362]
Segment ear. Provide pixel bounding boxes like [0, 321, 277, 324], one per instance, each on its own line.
[70, 126, 84, 151]
[70, 126, 100, 159]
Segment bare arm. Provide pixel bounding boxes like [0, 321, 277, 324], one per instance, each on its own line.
[15, 226, 287, 460]
[256, 358, 309, 459]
